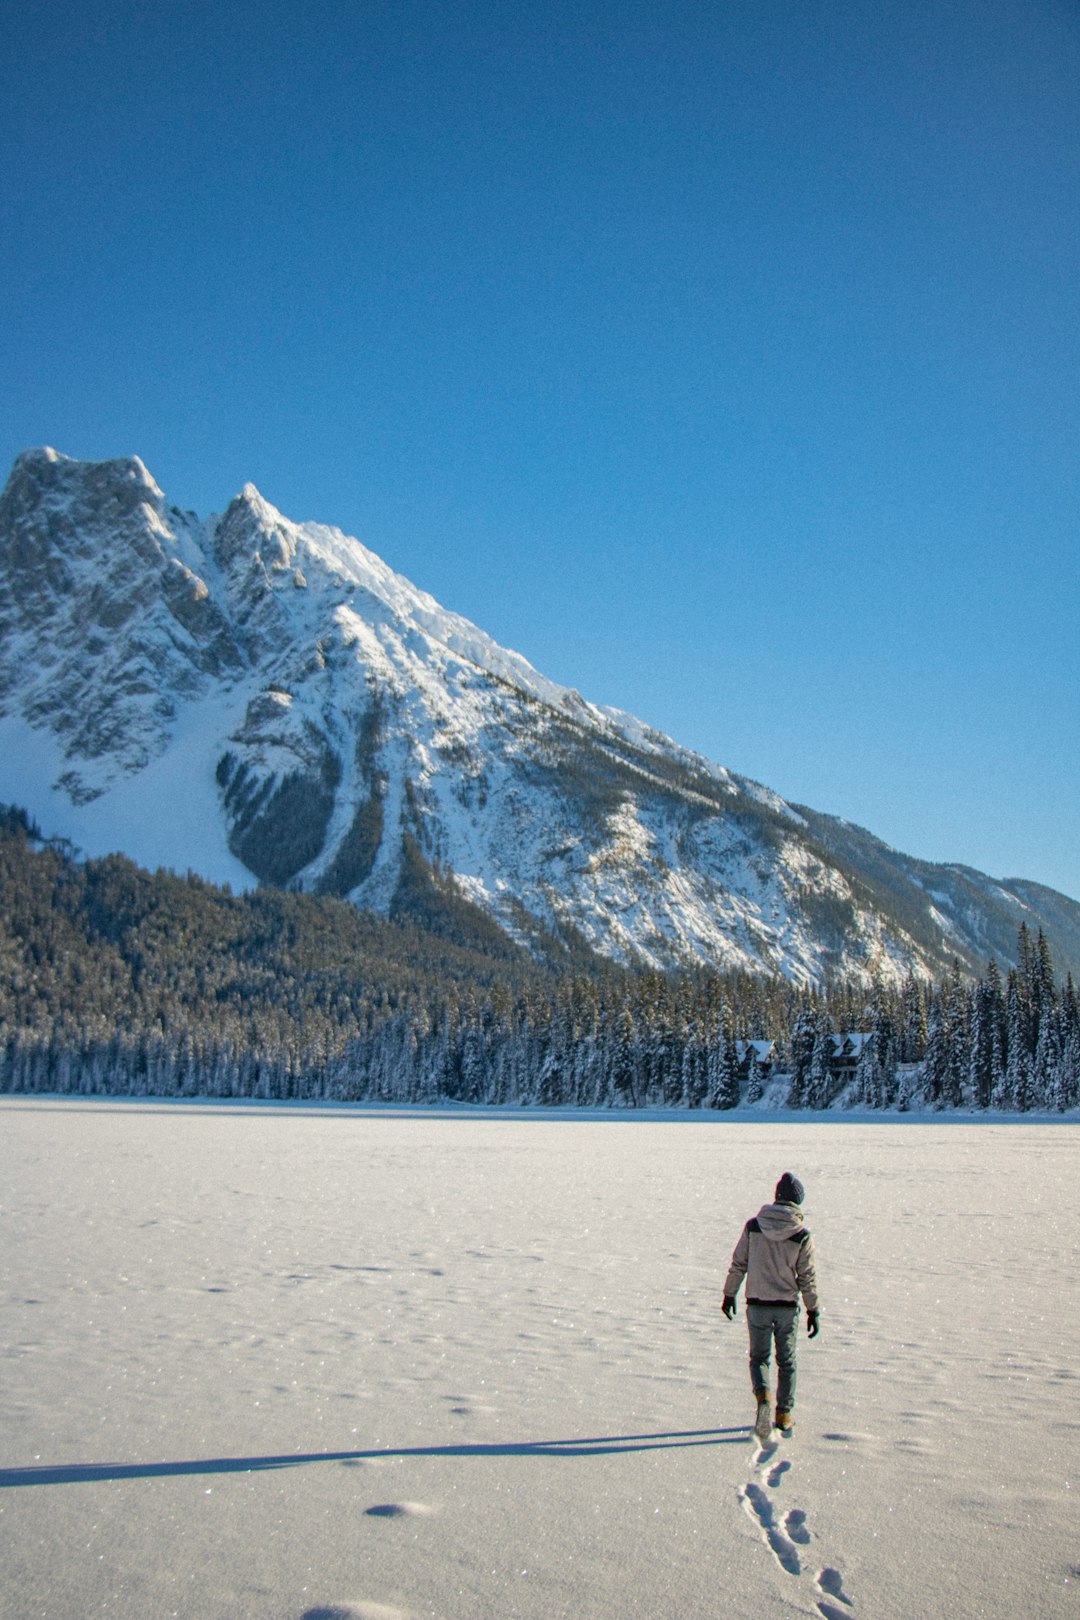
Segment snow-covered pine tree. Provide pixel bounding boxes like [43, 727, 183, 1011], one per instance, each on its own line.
[854, 1035, 879, 1109]
[870, 996, 898, 1108]
[1032, 1012, 1060, 1111]
[680, 1026, 707, 1109]
[807, 1028, 833, 1110]
[706, 1006, 740, 1110]
[1003, 977, 1031, 1110]
[1053, 1016, 1080, 1112]
[537, 1045, 562, 1106]
[787, 1007, 817, 1109]
[1014, 924, 1040, 1064]
[744, 1046, 764, 1106]
[610, 1001, 637, 1108]
[968, 971, 996, 1110]
[1035, 929, 1058, 1029]
[921, 1003, 949, 1108]
[899, 971, 928, 1063]
[1058, 978, 1080, 1112]
[943, 963, 969, 1108]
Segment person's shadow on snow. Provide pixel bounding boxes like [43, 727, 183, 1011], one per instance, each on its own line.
[0, 1426, 749, 1488]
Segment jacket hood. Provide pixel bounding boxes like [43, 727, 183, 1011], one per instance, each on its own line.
[756, 1201, 805, 1239]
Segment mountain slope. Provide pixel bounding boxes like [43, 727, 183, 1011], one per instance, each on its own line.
[1, 447, 1076, 984]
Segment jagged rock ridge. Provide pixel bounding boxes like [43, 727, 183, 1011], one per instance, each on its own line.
[2, 447, 1077, 985]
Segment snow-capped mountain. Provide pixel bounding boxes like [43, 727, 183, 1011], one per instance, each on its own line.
[2, 447, 1077, 984]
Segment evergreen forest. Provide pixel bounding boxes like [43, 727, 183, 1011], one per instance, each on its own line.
[1, 806, 1077, 1112]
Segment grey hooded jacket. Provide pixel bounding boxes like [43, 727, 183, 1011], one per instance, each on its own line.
[724, 1201, 819, 1310]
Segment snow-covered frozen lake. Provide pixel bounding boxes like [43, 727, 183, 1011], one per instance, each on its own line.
[2, 1099, 1077, 1619]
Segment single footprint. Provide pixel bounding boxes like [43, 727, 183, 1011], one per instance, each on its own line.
[816, 1566, 854, 1610]
[784, 1508, 811, 1545]
[740, 1482, 802, 1577]
[299, 1606, 414, 1620]
[766, 1459, 791, 1488]
[364, 1502, 437, 1519]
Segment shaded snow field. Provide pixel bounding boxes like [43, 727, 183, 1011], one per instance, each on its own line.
[2, 1101, 1078, 1620]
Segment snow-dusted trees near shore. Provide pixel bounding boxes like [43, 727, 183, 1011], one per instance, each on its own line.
[0, 808, 1077, 1112]
[785, 928, 1079, 1114]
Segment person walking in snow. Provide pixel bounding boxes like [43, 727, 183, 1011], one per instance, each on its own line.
[722, 1172, 820, 1440]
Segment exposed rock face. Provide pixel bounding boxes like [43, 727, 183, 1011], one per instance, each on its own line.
[2, 447, 1078, 984]
[0, 449, 245, 798]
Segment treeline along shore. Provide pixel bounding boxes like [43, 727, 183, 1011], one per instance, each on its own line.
[1, 806, 1077, 1112]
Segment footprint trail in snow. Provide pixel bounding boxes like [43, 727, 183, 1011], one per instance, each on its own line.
[737, 1434, 860, 1618]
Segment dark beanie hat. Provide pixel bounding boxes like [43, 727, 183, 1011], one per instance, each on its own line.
[775, 1172, 805, 1205]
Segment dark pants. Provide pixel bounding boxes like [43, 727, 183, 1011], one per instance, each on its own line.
[747, 1303, 799, 1410]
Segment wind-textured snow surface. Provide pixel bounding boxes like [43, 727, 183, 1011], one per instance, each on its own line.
[2, 1099, 1077, 1619]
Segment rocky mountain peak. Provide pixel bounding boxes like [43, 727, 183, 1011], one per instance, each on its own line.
[7, 446, 163, 507]
[1, 448, 1078, 985]
[213, 483, 299, 578]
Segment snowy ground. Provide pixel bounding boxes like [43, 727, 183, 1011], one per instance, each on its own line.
[2, 1100, 1078, 1620]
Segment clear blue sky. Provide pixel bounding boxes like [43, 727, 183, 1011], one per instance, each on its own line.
[2, 0, 1078, 900]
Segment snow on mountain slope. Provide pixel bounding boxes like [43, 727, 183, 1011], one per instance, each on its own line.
[2, 448, 1077, 984]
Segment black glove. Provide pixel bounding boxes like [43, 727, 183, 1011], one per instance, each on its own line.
[721, 1295, 736, 1321]
[807, 1309, 820, 1338]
